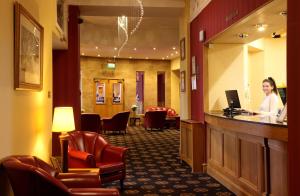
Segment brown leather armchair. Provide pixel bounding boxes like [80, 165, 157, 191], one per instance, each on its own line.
[81, 113, 102, 133]
[144, 111, 167, 131]
[0, 155, 119, 196]
[102, 111, 130, 134]
[67, 131, 128, 189]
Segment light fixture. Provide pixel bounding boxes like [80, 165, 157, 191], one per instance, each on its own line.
[97, 54, 101, 57]
[114, 47, 118, 51]
[279, 11, 287, 16]
[172, 47, 176, 50]
[162, 57, 165, 60]
[166, 55, 169, 58]
[255, 24, 267, 32]
[81, 52, 85, 56]
[95, 46, 99, 49]
[175, 51, 178, 54]
[153, 47, 157, 50]
[238, 33, 249, 39]
[171, 53, 174, 56]
[145, 57, 149, 59]
[129, 56, 132, 59]
[114, 55, 117, 58]
[133, 48, 137, 51]
[52, 107, 75, 173]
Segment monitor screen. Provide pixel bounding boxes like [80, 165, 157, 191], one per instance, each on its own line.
[225, 90, 241, 108]
[278, 88, 287, 105]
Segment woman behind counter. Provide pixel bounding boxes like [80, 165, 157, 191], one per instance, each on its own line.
[259, 77, 279, 115]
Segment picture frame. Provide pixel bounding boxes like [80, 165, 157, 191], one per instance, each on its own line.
[180, 71, 186, 92]
[180, 38, 186, 61]
[192, 56, 196, 75]
[191, 75, 197, 90]
[14, 2, 44, 91]
[96, 82, 105, 104]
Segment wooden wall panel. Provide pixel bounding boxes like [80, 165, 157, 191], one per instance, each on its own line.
[210, 129, 223, 166]
[223, 133, 237, 176]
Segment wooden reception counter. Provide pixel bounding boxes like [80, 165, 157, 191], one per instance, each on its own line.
[205, 112, 288, 196]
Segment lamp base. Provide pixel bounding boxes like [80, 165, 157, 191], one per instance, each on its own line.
[59, 133, 69, 173]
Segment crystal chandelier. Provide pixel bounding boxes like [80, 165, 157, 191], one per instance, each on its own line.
[117, 0, 144, 57]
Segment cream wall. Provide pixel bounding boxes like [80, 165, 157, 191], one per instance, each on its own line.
[179, 0, 191, 119]
[171, 58, 180, 113]
[0, 0, 55, 161]
[207, 37, 286, 111]
[208, 44, 246, 110]
[81, 57, 172, 113]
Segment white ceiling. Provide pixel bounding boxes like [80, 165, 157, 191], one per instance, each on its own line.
[66, 0, 185, 60]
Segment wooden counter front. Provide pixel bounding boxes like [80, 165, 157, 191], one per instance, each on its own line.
[205, 113, 288, 196]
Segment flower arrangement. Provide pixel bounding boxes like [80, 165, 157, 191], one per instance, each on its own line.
[131, 104, 138, 112]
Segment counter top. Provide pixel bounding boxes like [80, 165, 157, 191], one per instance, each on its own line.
[206, 111, 287, 128]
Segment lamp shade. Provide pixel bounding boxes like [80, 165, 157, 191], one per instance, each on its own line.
[52, 107, 75, 133]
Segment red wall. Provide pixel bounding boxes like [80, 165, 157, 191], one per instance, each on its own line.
[287, 0, 300, 194]
[190, 0, 270, 122]
[52, 6, 81, 156]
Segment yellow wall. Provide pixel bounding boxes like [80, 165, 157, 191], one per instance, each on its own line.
[179, 0, 191, 119]
[0, 0, 55, 161]
[171, 58, 180, 113]
[208, 44, 246, 110]
[207, 37, 286, 111]
[81, 57, 172, 113]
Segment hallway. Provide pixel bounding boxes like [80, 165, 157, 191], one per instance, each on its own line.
[103, 127, 234, 196]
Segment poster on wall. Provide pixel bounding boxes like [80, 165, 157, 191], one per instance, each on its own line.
[191, 75, 197, 90]
[192, 56, 196, 74]
[96, 82, 105, 104]
[112, 83, 122, 104]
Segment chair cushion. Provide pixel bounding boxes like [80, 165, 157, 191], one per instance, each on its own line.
[97, 162, 125, 175]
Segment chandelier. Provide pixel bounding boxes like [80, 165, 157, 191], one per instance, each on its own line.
[117, 0, 144, 57]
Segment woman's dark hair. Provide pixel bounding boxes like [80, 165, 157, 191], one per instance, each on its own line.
[263, 77, 278, 95]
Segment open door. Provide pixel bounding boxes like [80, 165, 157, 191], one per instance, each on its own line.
[94, 79, 125, 117]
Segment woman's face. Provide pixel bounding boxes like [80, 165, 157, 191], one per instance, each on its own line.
[262, 81, 273, 95]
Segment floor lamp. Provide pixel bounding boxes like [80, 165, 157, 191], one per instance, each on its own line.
[52, 107, 75, 173]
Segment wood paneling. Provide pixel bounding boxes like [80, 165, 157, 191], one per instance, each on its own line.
[287, 0, 300, 195]
[180, 120, 206, 172]
[205, 114, 287, 195]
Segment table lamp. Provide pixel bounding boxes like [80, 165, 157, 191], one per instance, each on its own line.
[52, 107, 75, 173]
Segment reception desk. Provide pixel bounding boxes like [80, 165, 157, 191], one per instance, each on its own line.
[205, 112, 287, 196]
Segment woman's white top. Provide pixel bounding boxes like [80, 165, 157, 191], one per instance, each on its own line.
[259, 93, 279, 115]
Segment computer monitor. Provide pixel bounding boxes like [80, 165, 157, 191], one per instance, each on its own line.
[277, 88, 287, 105]
[225, 90, 241, 108]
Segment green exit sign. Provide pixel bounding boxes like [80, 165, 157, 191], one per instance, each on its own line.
[107, 63, 116, 69]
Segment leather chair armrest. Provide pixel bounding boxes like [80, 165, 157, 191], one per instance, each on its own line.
[68, 151, 96, 168]
[57, 172, 101, 188]
[102, 145, 128, 163]
[69, 188, 119, 196]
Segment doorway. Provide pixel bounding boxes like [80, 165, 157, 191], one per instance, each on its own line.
[157, 72, 165, 107]
[136, 71, 144, 114]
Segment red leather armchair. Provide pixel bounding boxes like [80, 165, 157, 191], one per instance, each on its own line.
[1, 155, 119, 196]
[144, 111, 167, 131]
[67, 131, 128, 189]
[102, 111, 130, 134]
[81, 113, 102, 133]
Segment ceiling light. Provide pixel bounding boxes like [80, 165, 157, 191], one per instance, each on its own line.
[133, 48, 137, 51]
[166, 56, 169, 58]
[238, 33, 249, 39]
[81, 52, 85, 56]
[279, 11, 287, 16]
[172, 47, 176, 50]
[95, 46, 99, 49]
[129, 56, 132, 59]
[171, 53, 174, 56]
[114, 55, 117, 58]
[153, 47, 157, 50]
[146, 57, 149, 59]
[162, 57, 165, 60]
[255, 24, 267, 32]
[175, 51, 178, 54]
[114, 47, 118, 51]
[97, 54, 101, 57]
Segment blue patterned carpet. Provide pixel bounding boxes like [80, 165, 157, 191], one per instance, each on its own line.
[103, 126, 235, 196]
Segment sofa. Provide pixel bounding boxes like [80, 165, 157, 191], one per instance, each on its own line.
[0, 155, 119, 196]
[145, 106, 178, 117]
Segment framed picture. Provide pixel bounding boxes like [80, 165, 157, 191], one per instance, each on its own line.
[180, 38, 186, 61]
[112, 82, 122, 104]
[191, 75, 197, 90]
[192, 56, 196, 75]
[14, 2, 44, 90]
[96, 82, 105, 104]
[180, 71, 186, 92]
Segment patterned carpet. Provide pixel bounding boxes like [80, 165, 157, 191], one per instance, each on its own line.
[102, 126, 235, 196]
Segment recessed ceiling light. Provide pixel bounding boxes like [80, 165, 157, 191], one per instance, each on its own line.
[153, 47, 156, 50]
[114, 55, 117, 58]
[146, 57, 149, 59]
[175, 51, 178, 54]
[166, 56, 169, 58]
[238, 33, 249, 39]
[172, 47, 176, 50]
[114, 47, 118, 51]
[95, 46, 99, 49]
[255, 24, 267, 32]
[97, 54, 101, 57]
[171, 53, 174, 56]
[129, 56, 132, 59]
[81, 52, 85, 56]
[133, 48, 137, 51]
[162, 57, 165, 60]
